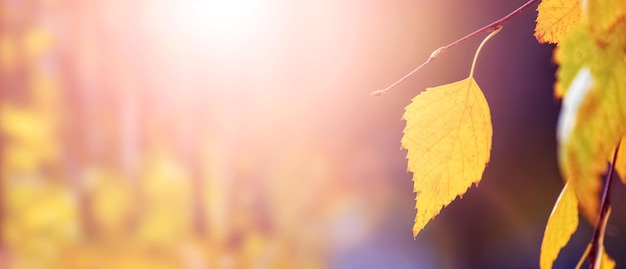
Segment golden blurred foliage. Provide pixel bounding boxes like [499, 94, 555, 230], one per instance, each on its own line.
[0, 1, 391, 268]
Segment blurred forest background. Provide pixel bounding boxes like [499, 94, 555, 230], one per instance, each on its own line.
[2, 0, 625, 268]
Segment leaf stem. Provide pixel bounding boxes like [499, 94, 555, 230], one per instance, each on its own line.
[469, 25, 502, 78]
[576, 244, 591, 269]
[371, 0, 539, 97]
[587, 139, 622, 268]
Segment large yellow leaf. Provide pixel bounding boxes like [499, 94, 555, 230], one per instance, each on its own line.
[585, 0, 626, 34]
[402, 77, 492, 237]
[555, 20, 626, 222]
[539, 183, 578, 269]
[535, 0, 581, 44]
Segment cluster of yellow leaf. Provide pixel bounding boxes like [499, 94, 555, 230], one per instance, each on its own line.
[1, 48, 84, 269]
[0, 22, 78, 268]
[3, 1, 385, 268]
[4, 146, 323, 269]
[536, 0, 626, 267]
[403, 0, 625, 267]
[0, 26, 61, 174]
[403, 28, 500, 237]
[4, 177, 80, 268]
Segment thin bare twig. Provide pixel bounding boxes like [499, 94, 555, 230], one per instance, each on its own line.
[587, 139, 622, 268]
[371, 0, 539, 97]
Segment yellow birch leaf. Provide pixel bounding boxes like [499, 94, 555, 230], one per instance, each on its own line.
[402, 28, 500, 237]
[539, 183, 578, 269]
[535, 0, 581, 44]
[555, 21, 626, 222]
[601, 250, 615, 269]
[402, 76, 492, 237]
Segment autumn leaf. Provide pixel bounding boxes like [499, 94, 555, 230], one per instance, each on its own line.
[403, 29, 499, 237]
[555, 19, 626, 222]
[585, 0, 626, 35]
[540, 183, 578, 269]
[402, 76, 492, 236]
[534, 0, 581, 44]
[552, 30, 592, 98]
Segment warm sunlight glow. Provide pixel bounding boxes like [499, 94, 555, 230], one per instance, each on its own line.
[203, 0, 263, 37]
[0, 1, 465, 268]
[146, 0, 274, 49]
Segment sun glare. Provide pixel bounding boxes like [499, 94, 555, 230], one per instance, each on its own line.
[146, 0, 273, 47]
[0, 0, 412, 267]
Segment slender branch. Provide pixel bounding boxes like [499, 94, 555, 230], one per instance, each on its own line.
[371, 0, 539, 97]
[587, 139, 622, 268]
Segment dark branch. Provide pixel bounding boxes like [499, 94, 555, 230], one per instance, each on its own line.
[588, 139, 622, 268]
[371, 0, 539, 97]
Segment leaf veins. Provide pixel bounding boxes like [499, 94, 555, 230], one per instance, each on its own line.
[402, 77, 492, 237]
[535, 0, 581, 44]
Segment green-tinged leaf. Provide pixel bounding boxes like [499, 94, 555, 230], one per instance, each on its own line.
[555, 20, 626, 222]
